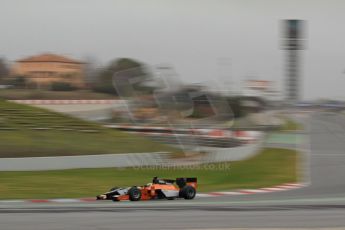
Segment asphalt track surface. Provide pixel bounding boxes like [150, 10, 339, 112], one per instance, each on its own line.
[1, 112, 345, 230]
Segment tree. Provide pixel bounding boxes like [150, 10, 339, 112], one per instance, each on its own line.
[82, 56, 100, 87]
[0, 58, 9, 83]
[93, 58, 152, 95]
[51, 82, 76, 91]
[9, 76, 27, 88]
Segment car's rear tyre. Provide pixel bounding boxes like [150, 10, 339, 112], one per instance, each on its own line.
[128, 187, 141, 201]
[180, 185, 196, 200]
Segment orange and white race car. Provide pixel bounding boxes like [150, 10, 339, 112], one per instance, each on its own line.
[96, 177, 197, 201]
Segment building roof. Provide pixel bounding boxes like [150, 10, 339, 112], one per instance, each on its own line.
[17, 53, 82, 64]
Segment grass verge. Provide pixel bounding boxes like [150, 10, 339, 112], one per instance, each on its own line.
[0, 148, 298, 199]
[0, 89, 117, 100]
[280, 119, 303, 131]
[0, 100, 180, 157]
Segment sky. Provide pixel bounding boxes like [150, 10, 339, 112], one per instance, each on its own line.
[1, 0, 345, 100]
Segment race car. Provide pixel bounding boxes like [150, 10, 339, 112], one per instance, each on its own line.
[96, 177, 197, 201]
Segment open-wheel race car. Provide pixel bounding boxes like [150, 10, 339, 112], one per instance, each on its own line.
[96, 177, 197, 201]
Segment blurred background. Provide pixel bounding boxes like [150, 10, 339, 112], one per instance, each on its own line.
[1, 1, 345, 229]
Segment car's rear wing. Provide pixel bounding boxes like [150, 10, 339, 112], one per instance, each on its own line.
[176, 177, 197, 189]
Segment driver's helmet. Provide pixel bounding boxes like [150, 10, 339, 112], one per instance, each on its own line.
[152, 176, 159, 184]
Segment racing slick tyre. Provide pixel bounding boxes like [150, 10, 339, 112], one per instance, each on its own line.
[128, 187, 142, 201]
[180, 185, 196, 200]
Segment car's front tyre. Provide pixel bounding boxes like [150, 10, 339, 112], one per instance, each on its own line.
[128, 187, 142, 201]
